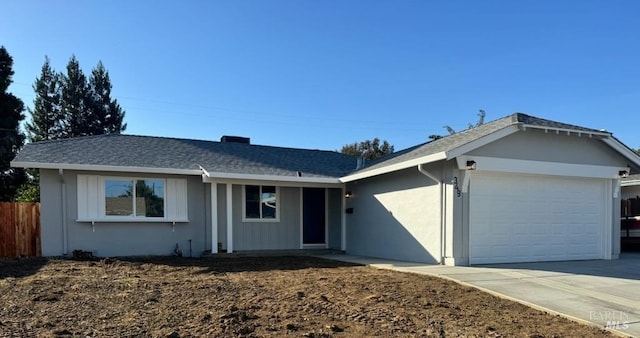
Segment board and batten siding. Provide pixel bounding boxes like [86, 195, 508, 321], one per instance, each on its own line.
[232, 184, 301, 250]
[76, 174, 188, 221]
[39, 169, 208, 257]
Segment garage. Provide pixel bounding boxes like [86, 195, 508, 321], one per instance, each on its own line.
[341, 113, 637, 265]
[469, 172, 607, 264]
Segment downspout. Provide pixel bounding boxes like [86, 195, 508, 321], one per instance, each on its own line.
[58, 169, 68, 256]
[417, 164, 445, 264]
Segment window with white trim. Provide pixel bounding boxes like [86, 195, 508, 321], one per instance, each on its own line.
[77, 175, 188, 222]
[105, 179, 165, 217]
[243, 185, 279, 221]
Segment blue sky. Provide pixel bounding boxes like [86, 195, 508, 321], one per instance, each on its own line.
[2, 1, 640, 151]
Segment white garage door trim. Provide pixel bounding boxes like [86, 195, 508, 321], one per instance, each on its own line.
[456, 155, 628, 179]
[469, 172, 612, 265]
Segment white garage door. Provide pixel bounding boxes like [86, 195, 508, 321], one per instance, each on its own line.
[469, 172, 606, 264]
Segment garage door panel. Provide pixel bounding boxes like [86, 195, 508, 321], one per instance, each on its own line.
[469, 173, 605, 264]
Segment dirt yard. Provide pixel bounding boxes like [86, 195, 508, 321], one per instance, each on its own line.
[0, 256, 611, 337]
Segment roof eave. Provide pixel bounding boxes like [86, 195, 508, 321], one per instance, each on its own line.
[340, 152, 447, 183]
[10, 161, 202, 176]
[341, 125, 522, 183]
[519, 124, 610, 138]
[600, 137, 640, 170]
[200, 167, 343, 187]
[621, 179, 640, 187]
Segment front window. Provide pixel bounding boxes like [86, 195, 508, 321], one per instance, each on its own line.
[105, 178, 165, 218]
[244, 185, 278, 220]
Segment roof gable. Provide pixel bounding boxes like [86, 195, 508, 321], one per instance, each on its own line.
[341, 113, 640, 182]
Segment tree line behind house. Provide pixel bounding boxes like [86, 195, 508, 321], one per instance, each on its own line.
[0, 46, 126, 202]
[1, 46, 494, 202]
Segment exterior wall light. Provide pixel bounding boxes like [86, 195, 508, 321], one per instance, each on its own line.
[345, 191, 353, 198]
[619, 170, 629, 178]
[466, 160, 477, 170]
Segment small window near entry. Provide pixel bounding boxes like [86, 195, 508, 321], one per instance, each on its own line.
[244, 185, 278, 220]
[105, 178, 165, 218]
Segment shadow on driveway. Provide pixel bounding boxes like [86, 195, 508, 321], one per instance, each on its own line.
[477, 253, 640, 281]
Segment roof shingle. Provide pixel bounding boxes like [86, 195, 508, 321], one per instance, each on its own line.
[353, 113, 610, 174]
[13, 134, 358, 178]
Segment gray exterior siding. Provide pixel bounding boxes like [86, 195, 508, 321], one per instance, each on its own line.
[40, 169, 64, 256]
[468, 129, 629, 167]
[453, 166, 470, 264]
[39, 170, 342, 256]
[217, 184, 228, 250]
[345, 165, 442, 263]
[327, 188, 343, 250]
[40, 169, 209, 257]
[232, 185, 301, 251]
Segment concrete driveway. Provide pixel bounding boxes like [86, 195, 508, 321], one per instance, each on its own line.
[321, 253, 640, 337]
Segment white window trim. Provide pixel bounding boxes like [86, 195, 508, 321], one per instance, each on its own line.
[242, 185, 280, 222]
[77, 174, 189, 223]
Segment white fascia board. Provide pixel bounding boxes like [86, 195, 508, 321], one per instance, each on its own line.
[601, 137, 640, 169]
[456, 155, 629, 179]
[339, 152, 447, 183]
[10, 161, 202, 175]
[77, 218, 189, 223]
[201, 170, 342, 187]
[521, 124, 610, 138]
[622, 180, 640, 187]
[445, 125, 520, 160]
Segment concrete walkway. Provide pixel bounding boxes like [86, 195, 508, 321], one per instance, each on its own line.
[320, 253, 640, 337]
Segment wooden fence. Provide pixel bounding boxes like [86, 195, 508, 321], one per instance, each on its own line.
[0, 202, 41, 258]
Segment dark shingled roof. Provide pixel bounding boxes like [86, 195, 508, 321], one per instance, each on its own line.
[14, 113, 615, 179]
[353, 113, 609, 174]
[13, 134, 359, 179]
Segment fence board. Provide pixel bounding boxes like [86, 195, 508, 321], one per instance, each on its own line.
[0, 202, 41, 257]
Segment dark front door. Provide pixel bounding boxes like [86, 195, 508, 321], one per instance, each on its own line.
[303, 188, 326, 245]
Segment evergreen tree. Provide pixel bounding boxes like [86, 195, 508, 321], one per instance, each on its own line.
[25, 56, 64, 142]
[87, 61, 126, 134]
[19, 56, 127, 201]
[60, 55, 89, 137]
[0, 46, 27, 201]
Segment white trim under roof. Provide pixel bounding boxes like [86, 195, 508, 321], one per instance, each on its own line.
[622, 179, 640, 187]
[518, 123, 611, 138]
[340, 152, 447, 183]
[199, 166, 343, 187]
[601, 137, 640, 169]
[10, 161, 202, 175]
[456, 155, 629, 179]
[340, 125, 521, 183]
[340, 123, 640, 183]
